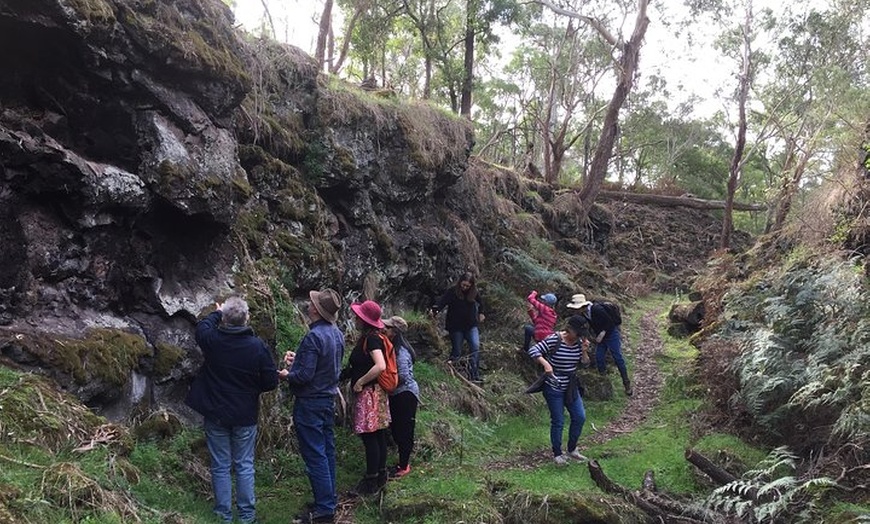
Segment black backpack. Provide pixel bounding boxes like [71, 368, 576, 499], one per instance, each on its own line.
[598, 301, 622, 326]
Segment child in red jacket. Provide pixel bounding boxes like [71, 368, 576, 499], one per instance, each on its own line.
[522, 291, 557, 351]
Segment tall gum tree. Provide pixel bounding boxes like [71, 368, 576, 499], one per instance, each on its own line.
[762, 4, 869, 233]
[536, 0, 650, 221]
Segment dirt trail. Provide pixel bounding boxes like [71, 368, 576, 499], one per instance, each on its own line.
[332, 310, 665, 520]
[584, 309, 665, 445]
[487, 309, 665, 469]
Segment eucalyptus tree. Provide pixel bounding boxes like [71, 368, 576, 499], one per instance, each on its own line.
[719, 0, 756, 248]
[536, 0, 650, 220]
[338, 1, 404, 83]
[761, 2, 870, 233]
[459, 0, 521, 116]
[505, 18, 611, 184]
[401, 0, 456, 99]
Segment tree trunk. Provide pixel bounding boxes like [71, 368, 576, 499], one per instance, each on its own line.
[259, 0, 276, 38]
[460, 0, 475, 118]
[596, 190, 765, 211]
[685, 449, 738, 486]
[424, 56, 432, 99]
[314, 0, 333, 70]
[576, 0, 650, 222]
[330, 2, 365, 74]
[722, 3, 753, 249]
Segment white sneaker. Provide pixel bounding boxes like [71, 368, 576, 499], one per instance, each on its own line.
[553, 454, 569, 466]
[567, 449, 588, 461]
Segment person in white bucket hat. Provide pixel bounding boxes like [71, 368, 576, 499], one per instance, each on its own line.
[567, 293, 632, 396]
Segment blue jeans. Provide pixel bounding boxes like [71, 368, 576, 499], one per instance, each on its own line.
[204, 419, 258, 523]
[596, 327, 628, 377]
[293, 396, 337, 517]
[541, 382, 586, 457]
[449, 327, 480, 380]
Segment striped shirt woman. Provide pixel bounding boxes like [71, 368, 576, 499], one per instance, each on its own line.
[527, 315, 590, 464]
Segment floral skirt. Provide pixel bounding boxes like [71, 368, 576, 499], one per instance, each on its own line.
[352, 384, 391, 434]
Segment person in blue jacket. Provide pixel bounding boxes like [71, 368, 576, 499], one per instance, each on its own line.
[186, 296, 279, 524]
[279, 289, 344, 524]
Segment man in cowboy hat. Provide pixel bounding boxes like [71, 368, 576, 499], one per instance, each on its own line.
[279, 289, 344, 524]
[567, 293, 632, 396]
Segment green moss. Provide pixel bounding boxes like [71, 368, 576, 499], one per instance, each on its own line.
[234, 204, 270, 252]
[153, 343, 185, 377]
[371, 222, 396, 261]
[231, 174, 252, 199]
[1, 329, 151, 387]
[66, 0, 116, 24]
[333, 145, 357, 175]
[155, 159, 190, 195]
[117, 1, 249, 89]
[0, 367, 104, 449]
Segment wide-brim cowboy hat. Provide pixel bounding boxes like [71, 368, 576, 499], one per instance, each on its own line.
[309, 289, 341, 323]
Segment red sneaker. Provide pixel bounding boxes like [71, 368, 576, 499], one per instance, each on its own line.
[388, 464, 411, 479]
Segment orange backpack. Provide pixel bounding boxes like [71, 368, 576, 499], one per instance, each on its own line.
[364, 332, 399, 393]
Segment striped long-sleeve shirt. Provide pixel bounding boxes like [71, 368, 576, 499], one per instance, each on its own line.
[527, 332, 583, 391]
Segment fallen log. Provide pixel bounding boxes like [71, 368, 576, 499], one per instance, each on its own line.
[598, 190, 766, 212]
[588, 460, 719, 524]
[685, 448, 737, 485]
[445, 361, 485, 395]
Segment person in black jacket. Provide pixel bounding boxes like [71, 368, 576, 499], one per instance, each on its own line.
[430, 272, 485, 382]
[566, 293, 632, 396]
[186, 297, 279, 524]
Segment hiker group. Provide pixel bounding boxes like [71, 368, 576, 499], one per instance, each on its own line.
[185, 274, 629, 523]
[523, 290, 632, 466]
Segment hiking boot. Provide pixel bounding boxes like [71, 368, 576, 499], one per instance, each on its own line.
[567, 449, 588, 461]
[389, 464, 411, 479]
[350, 474, 380, 497]
[292, 513, 335, 524]
[623, 380, 633, 396]
[553, 454, 569, 466]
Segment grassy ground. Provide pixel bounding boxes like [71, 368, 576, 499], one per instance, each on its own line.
[0, 294, 775, 523]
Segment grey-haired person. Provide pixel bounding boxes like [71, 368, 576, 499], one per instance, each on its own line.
[186, 296, 279, 524]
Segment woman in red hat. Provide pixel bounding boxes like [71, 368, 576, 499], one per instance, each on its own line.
[343, 300, 391, 495]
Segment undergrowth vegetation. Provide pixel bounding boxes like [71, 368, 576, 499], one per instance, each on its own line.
[0, 288, 868, 524]
[719, 254, 870, 454]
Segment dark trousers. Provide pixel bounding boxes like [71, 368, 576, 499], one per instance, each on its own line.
[389, 391, 418, 468]
[359, 429, 387, 476]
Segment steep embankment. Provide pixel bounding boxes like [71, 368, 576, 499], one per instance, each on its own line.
[0, 0, 736, 422]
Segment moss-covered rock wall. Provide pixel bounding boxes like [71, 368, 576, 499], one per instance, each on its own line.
[0, 0, 731, 420]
